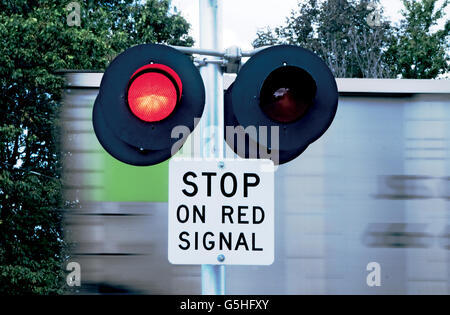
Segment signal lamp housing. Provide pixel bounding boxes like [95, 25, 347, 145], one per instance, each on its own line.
[92, 44, 205, 166]
[224, 45, 338, 165]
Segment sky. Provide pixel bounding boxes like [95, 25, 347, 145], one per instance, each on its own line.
[171, 0, 449, 51]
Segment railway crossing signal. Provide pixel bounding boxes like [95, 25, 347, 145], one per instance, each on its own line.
[92, 43, 205, 166]
[224, 45, 338, 165]
[93, 44, 338, 166]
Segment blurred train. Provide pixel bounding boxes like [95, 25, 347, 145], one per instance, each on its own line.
[61, 72, 450, 294]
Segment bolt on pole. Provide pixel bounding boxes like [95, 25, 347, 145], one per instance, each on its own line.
[199, 0, 226, 295]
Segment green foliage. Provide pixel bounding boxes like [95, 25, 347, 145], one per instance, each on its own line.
[253, 0, 394, 78]
[0, 0, 193, 295]
[253, 0, 449, 79]
[385, 0, 450, 79]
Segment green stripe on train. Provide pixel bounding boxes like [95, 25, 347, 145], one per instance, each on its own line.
[91, 152, 169, 202]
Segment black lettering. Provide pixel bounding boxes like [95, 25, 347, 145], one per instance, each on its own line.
[235, 232, 249, 251]
[176, 205, 189, 223]
[222, 206, 234, 224]
[202, 172, 217, 197]
[253, 206, 265, 224]
[182, 172, 198, 197]
[193, 205, 206, 223]
[203, 232, 215, 250]
[221, 172, 237, 197]
[244, 173, 260, 197]
[252, 233, 263, 251]
[219, 232, 232, 250]
[238, 206, 249, 224]
[178, 232, 190, 250]
[194, 231, 199, 250]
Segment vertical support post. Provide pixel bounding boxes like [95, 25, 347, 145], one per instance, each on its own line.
[199, 0, 225, 295]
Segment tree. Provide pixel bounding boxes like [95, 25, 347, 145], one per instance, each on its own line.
[385, 0, 450, 79]
[253, 0, 394, 78]
[0, 0, 193, 294]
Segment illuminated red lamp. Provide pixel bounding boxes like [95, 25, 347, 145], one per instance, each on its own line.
[127, 64, 183, 122]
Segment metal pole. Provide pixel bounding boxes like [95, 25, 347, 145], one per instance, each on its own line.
[199, 0, 225, 295]
[170, 45, 225, 57]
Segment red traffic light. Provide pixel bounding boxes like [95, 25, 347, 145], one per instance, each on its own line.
[92, 44, 205, 166]
[127, 64, 182, 122]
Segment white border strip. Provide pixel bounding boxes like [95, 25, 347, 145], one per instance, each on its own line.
[62, 72, 450, 94]
[337, 78, 450, 94]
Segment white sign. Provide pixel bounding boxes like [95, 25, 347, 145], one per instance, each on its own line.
[168, 159, 274, 265]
